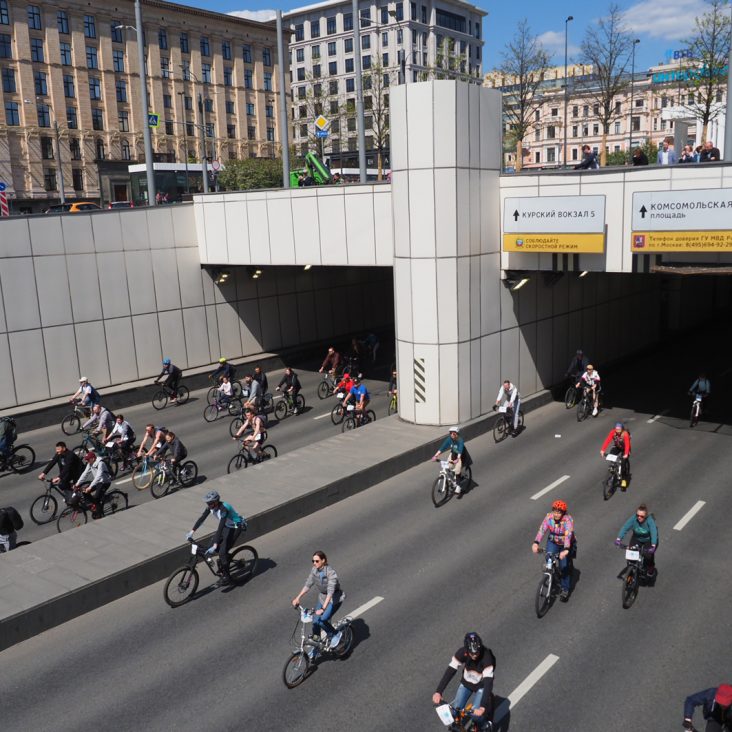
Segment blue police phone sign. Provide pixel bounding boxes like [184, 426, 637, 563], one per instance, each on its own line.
[0, 182, 6, 192]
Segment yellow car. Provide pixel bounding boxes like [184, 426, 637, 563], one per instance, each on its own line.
[45, 201, 102, 213]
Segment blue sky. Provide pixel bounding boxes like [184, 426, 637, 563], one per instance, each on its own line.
[180, 0, 709, 71]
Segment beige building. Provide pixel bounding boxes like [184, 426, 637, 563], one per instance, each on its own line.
[485, 58, 727, 169]
[0, 0, 284, 213]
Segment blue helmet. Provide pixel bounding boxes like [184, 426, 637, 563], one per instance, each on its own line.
[163, 358, 171, 365]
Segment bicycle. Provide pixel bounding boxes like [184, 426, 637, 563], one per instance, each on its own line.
[0, 443, 35, 474]
[617, 542, 651, 609]
[576, 387, 593, 422]
[163, 538, 258, 607]
[56, 487, 129, 532]
[330, 391, 348, 425]
[689, 392, 704, 428]
[387, 390, 398, 416]
[206, 377, 243, 404]
[152, 382, 190, 410]
[492, 405, 524, 443]
[435, 701, 494, 731]
[227, 439, 278, 473]
[602, 453, 625, 500]
[30, 479, 71, 524]
[534, 548, 572, 619]
[150, 459, 199, 499]
[131, 455, 159, 491]
[282, 604, 354, 688]
[72, 431, 119, 478]
[60, 401, 92, 435]
[274, 390, 305, 420]
[341, 404, 376, 432]
[203, 397, 243, 423]
[563, 377, 580, 409]
[317, 372, 340, 400]
[431, 459, 472, 508]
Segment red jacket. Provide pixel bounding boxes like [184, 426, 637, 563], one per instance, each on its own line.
[601, 429, 631, 456]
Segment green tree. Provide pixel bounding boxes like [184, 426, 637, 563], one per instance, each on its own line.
[216, 158, 283, 191]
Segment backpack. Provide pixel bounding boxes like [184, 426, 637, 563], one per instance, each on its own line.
[0, 417, 17, 445]
[0, 506, 24, 532]
[89, 385, 101, 403]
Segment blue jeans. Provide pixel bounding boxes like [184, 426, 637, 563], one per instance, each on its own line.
[312, 599, 338, 637]
[547, 539, 571, 592]
[452, 685, 488, 729]
[0, 437, 8, 458]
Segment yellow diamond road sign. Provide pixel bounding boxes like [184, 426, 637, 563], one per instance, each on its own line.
[314, 115, 330, 131]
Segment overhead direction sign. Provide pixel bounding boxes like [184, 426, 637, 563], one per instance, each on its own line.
[631, 190, 732, 252]
[503, 195, 606, 253]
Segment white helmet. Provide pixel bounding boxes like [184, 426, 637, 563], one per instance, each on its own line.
[79, 376, 88, 382]
[449, 426, 460, 433]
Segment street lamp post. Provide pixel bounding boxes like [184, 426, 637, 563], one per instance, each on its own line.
[177, 92, 190, 193]
[628, 39, 640, 159]
[181, 66, 209, 194]
[563, 16, 573, 168]
[352, 0, 367, 183]
[276, 11, 290, 189]
[24, 98, 65, 204]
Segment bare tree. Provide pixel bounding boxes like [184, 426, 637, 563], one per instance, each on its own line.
[679, 0, 731, 142]
[578, 4, 633, 166]
[499, 20, 550, 172]
[362, 62, 393, 179]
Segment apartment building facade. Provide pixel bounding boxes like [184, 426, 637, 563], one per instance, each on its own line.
[285, 0, 485, 168]
[0, 0, 283, 213]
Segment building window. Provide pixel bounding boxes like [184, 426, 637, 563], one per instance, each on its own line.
[31, 38, 44, 63]
[119, 111, 129, 132]
[226, 100, 235, 114]
[265, 104, 273, 118]
[267, 127, 274, 142]
[313, 64, 321, 78]
[344, 37, 353, 53]
[245, 69, 253, 88]
[247, 102, 255, 116]
[264, 72, 272, 91]
[41, 136, 54, 159]
[363, 55, 371, 69]
[329, 80, 338, 94]
[57, 10, 69, 34]
[86, 46, 98, 69]
[1, 66, 15, 93]
[312, 44, 321, 60]
[110, 22, 123, 43]
[328, 41, 336, 56]
[310, 19, 320, 38]
[329, 61, 337, 75]
[242, 44, 251, 63]
[383, 52, 389, 66]
[571, 125, 578, 137]
[592, 123, 599, 134]
[92, 108, 104, 130]
[635, 98, 644, 108]
[534, 151, 540, 163]
[296, 48, 304, 63]
[156, 28, 167, 50]
[224, 67, 232, 86]
[72, 168, 84, 190]
[95, 138, 105, 159]
[205, 122, 213, 138]
[347, 117, 356, 132]
[203, 98, 213, 113]
[70, 138, 81, 159]
[263, 47, 272, 66]
[422, 5, 427, 23]
[4, 101, 18, 125]
[60, 42, 71, 65]
[572, 105, 578, 117]
[44, 168, 57, 192]
[582, 105, 588, 117]
[411, 1, 417, 20]
[395, 2, 404, 21]
[89, 77, 101, 100]
[186, 122, 194, 136]
[67, 107, 77, 129]
[297, 86, 305, 99]
[84, 15, 96, 39]
[295, 24, 304, 41]
[121, 140, 131, 160]
[327, 16, 337, 34]
[28, 5, 42, 29]
[180, 33, 189, 54]
[34, 70, 48, 96]
[181, 60, 190, 81]
[247, 125, 255, 139]
[161, 57, 170, 78]
[184, 95, 192, 111]
[547, 148, 556, 162]
[329, 99, 338, 114]
[362, 35, 371, 50]
[165, 119, 174, 135]
[222, 40, 231, 60]
[546, 125, 555, 139]
[201, 63, 211, 83]
[0, 33, 10, 59]
[614, 121, 621, 134]
[632, 116, 641, 131]
[200, 36, 210, 57]
[227, 123, 236, 138]
[37, 103, 50, 127]
[113, 49, 124, 72]
[346, 77, 355, 92]
[361, 8, 371, 26]
[163, 93, 172, 109]
[345, 58, 354, 73]
[572, 148, 578, 161]
[383, 72, 390, 87]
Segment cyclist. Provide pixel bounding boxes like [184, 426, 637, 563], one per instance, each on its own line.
[600, 422, 631, 489]
[253, 365, 269, 394]
[614, 503, 658, 578]
[319, 346, 341, 376]
[0, 416, 17, 459]
[431, 426, 472, 497]
[136, 424, 168, 459]
[233, 407, 267, 461]
[342, 375, 370, 421]
[388, 368, 398, 399]
[494, 379, 521, 433]
[71, 376, 99, 408]
[532, 499, 575, 601]
[154, 358, 182, 402]
[82, 404, 115, 442]
[684, 683, 732, 731]
[0, 505, 23, 552]
[689, 372, 711, 401]
[334, 371, 355, 396]
[432, 632, 495, 731]
[363, 332, 379, 363]
[38, 441, 84, 499]
[210, 357, 236, 384]
[576, 364, 601, 416]
[73, 450, 112, 519]
[565, 349, 589, 382]
[157, 431, 188, 478]
[242, 373, 262, 412]
[276, 367, 302, 414]
[215, 375, 234, 410]
[108, 414, 135, 465]
[186, 490, 246, 586]
[291, 550, 344, 651]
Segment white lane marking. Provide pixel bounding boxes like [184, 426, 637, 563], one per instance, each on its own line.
[494, 653, 560, 724]
[530, 475, 570, 501]
[115, 477, 132, 486]
[313, 412, 332, 420]
[647, 410, 669, 424]
[673, 500, 706, 531]
[346, 596, 384, 619]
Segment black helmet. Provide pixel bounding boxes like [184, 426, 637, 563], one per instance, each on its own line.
[464, 632, 483, 655]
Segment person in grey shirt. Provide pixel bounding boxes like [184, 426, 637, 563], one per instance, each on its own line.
[291, 550, 344, 650]
[243, 373, 262, 412]
[82, 404, 115, 442]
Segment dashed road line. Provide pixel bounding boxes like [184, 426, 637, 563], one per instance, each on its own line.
[673, 500, 705, 531]
[647, 410, 670, 424]
[313, 412, 332, 420]
[115, 477, 133, 486]
[346, 596, 384, 619]
[494, 653, 560, 723]
[531, 475, 570, 501]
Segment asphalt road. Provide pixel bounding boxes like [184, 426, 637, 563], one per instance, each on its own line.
[1, 359, 392, 544]
[1, 330, 730, 731]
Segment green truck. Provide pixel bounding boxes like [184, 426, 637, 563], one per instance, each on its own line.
[289, 152, 333, 188]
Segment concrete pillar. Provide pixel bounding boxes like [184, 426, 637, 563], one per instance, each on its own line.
[390, 81, 503, 425]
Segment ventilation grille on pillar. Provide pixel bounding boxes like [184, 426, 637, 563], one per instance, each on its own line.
[414, 358, 426, 403]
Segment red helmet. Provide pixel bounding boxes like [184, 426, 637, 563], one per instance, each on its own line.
[552, 500, 568, 513]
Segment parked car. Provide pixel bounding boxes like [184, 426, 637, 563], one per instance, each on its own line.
[45, 201, 102, 213]
[108, 200, 134, 209]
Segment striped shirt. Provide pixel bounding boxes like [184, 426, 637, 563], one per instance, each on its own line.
[535, 514, 574, 549]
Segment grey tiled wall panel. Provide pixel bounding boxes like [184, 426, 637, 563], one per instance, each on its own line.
[215, 301, 244, 358]
[1, 258, 41, 331]
[278, 293, 299, 348]
[0, 334, 16, 408]
[67, 254, 103, 323]
[43, 325, 80, 397]
[181, 307, 211, 368]
[62, 215, 95, 254]
[125, 251, 157, 315]
[75, 320, 111, 387]
[8, 329, 49, 402]
[204, 304, 221, 361]
[97, 252, 131, 319]
[132, 313, 163, 377]
[258, 296, 282, 352]
[158, 309, 188, 369]
[151, 249, 183, 311]
[0, 218, 31, 257]
[237, 299, 263, 355]
[105, 316, 138, 384]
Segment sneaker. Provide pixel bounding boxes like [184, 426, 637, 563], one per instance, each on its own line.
[216, 574, 233, 587]
[592, 407, 598, 416]
[454, 484, 462, 497]
[620, 479, 627, 488]
[328, 631, 343, 650]
[293, 408, 299, 415]
[560, 590, 570, 602]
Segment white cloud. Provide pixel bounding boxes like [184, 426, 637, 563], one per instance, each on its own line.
[623, 0, 706, 41]
[537, 30, 580, 61]
[228, 9, 277, 22]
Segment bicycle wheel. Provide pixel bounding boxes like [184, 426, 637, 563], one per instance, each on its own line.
[61, 412, 81, 435]
[274, 399, 288, 421]
[164, 567, 200, 608]
[431, 474, 450, 507]
[150, 471, 170, 499]
[295, 394, 305, 411]
[229, 544, 258, 584]
[229, 417, 244, 438]
[602, 472, 617, 501]
[689, 404, 696, 428]
[232, 381, 243, 398]
[366, 410, 376, 424]
[132, 461, 154, 491]
[178, 461, 198, 488]
[203, 405, 219, 423]
[227, 398, 243, 416]
[493, 416, 508, 443]
[262, 393, 274, 412]
[317, 381, 330, 400]
[331, 404, 345, 425]
[30, 494, 58, 524]
[206, 386, 218, 404]
[388, 397, 398, 416]
[103, 490, 128, 515]
[333, 624, 354, 657]
[260, 444, 278, 461]
[622, 566, 639, 609]
[458, 465, 472, 489]
[57, 506, 88, 532]
[564, 386, 577, 409]
[152, 390, 168, 411]
[342, 416, 356, 432]
[175, 385, 190, 405]
[283, 652, 310, 688]
[9, 445, 35, 473]
[577, 398, 590, 422]
[227, 453, 249, 473]
[535, 574, 552, 618]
